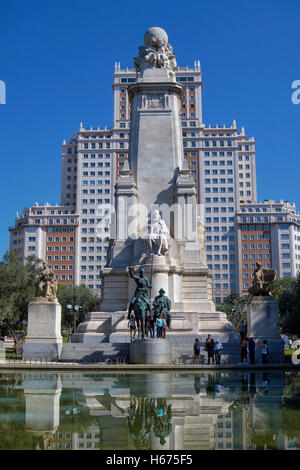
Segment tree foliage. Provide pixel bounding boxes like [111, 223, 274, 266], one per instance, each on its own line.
[0, 251, 41, 351]
[272, 275, 300, 336]
[57, 284, 99, 329]
[216, 293, 250, 331]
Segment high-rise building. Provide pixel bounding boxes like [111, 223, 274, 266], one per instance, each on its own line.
[236, 199, 300, 294]
[58, 61, 256, 300]
[9, 203, 79, 286]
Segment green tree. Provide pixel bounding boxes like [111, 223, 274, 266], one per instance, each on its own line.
[274, 275, 300, 336]
[216, 293, 250, 331]
[271, 277, 296, 302]
[57, 284, 99, 331]
[0, 251, 41, 353]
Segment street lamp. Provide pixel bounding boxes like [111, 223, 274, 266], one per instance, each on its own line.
[66, 304, 82, 334]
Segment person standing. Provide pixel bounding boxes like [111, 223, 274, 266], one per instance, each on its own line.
[193, 338, 201, 364]
[156, 314, 164, 338]
[248, 337, 256, 364]
[162, 315, 167, 338]
[205, 334, 215, 365]
[258, 340, 269, 364]
[240, 337, 249, 364]
[128, 314, 137, 342]
[148, 315, 155, 338]
[239, 320, 246, 339]
[214, 338, 223, 365]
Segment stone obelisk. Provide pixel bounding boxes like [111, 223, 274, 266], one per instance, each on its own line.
[74, 27, 237, 350]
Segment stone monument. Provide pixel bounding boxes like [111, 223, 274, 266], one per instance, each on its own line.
[23, 262, 63, 361]
[72, 27, 238, 361]
[247, 263, 284, 363]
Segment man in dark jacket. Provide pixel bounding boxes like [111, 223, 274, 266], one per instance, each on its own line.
[193, 338, 201, 363]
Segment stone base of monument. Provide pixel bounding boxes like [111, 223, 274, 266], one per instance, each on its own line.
[130, 338, 172, 364]
[23, 299, 63, 361]
[66, 309, 241, 363]
[247, 296, 284, 364]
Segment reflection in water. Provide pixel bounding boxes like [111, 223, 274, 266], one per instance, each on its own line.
[128, 398, 172, 449]
[0, 370, 300, 450]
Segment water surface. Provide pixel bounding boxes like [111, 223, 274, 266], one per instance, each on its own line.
[0, 370, 299, 450]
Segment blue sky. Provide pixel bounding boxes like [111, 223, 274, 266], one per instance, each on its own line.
[1, 0, 300, 258]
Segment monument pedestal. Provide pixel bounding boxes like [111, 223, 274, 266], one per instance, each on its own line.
[23, 299, 63, 361]
[130, 338, 172, 364]
[247, 296, 284, 363]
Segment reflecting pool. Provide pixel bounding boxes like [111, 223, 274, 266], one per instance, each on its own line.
[0, 370, 300, 450]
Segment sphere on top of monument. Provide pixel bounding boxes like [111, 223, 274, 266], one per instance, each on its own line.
[144, 27, 168, 48]
[134, 26, 176, 77]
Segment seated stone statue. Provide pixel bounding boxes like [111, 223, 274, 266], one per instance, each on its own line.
[36, 262, 58, 301]
[248, 262, 276, 297]
[148, 210, 169, 256]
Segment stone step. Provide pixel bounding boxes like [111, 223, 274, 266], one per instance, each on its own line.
[61, 343, 129, 363]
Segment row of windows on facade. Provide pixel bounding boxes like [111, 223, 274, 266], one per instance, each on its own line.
[30, 209, 76, 215]
[204, 178, 237, 184]
[241, 225, 271, 231]
[82, 180, 111, 185]
[205, 227, 235, 233]
[209, 263, 233, 271]
[80, 245, 108, 251]
[82, 172, 111, 177]
[242, 253, 271, 259]
[47, 236, 73, 242]
[81, 199, 110, 204]
[80, 236, 109, 242]
[206, 235, 235, 241]
[213, 284, 231, 289]
[81, 191, 110, 196]
[203, 160, 233, 166]
[32, 219, 76, 225]
[206, 207, 235, 214]
[81, 229, 109, 234]
[242, 244, 271, 250]
[204, 188, 236, 194]
[83, 154, 111, 159]
[208, 259, 235, 268]
[81, 266, 103, 271]
[207, 245, 235, 251]
[205, 197, 235, 203]
[79, 132, 127, 139]
[48, 265, 73, 270]
[13, 227, 75, 237]
[241, 217, 292, 223]
[47, 246, 74, 252]
[206, 218, 235, 224]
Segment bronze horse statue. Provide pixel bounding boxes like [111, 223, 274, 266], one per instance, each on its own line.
[131, 296, 150, 339]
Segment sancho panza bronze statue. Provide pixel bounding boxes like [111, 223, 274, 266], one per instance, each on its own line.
[152, 288, 172, 328]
